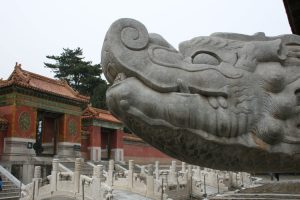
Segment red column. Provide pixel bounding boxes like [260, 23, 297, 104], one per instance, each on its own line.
[0, 123, 8, 159]
[86, 125, 102, 161]
[89, 126, 101, 147]
[80, 131, 89, 160]
[115, 129, 124, 148]
[111, 129, 124, 149]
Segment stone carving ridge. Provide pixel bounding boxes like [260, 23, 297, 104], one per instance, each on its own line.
[101, 18, 300, 172]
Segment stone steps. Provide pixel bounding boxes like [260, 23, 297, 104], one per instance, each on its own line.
[0, 192, 20, 200]
[210, 181, 300, 199]
[240, 181, 300, 194]
[60, 161, 94, 177]
[117, 163, 142, 173]
[1, 187, 19, 192]
[0, 171, 20, 200]
[93, 161, 109, 170]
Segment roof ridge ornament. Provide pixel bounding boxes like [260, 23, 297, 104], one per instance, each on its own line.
[15, 62, 22, 70]
[12, 62, 31, 83]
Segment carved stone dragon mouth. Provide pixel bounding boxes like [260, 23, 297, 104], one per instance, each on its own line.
[102, 18, 300, 172]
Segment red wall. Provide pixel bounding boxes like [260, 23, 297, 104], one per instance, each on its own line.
[81, 123, 173, 163]
[14, 106, 36, 139]
[81, 133, 89, 160]
[123, 140, 172, 164]
[0, 105, 13, 138]
[124, 143, 169, 158]
[88, 126, 101, 147]
[59, 114, 81, 143]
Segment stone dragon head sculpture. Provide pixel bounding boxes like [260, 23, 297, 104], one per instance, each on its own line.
[101, 18, 300, 172]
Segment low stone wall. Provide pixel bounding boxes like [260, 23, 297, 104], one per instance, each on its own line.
[123, 141, 171, 164]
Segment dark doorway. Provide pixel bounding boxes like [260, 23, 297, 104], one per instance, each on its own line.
[34, 110, 62, 156]
[101, 127, 115, 160]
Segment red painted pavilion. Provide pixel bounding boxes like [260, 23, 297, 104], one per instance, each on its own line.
[81, 106, 171, 164]
[0, 64, 170, 183]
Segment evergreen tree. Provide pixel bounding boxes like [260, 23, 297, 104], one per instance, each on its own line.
[44, 48, 107, 108]
[90, 83, 108, 109]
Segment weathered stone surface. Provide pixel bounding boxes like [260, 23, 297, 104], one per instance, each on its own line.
[101, 18, 300, 172]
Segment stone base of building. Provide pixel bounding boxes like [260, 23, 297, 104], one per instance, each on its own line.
[88, 146, 101, 161]
[2, 137, 35, 162]
[56, 142, 81, 158]
[111, 148, 124, 162]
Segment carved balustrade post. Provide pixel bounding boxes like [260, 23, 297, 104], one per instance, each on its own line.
[92, 165, 102, 200]
[187, 165, 192, 180]
[195, 166, 201, 181]
[155, 161, 159, 181]
[98, 165, 105, 182]
[193, 166, 202, 195]
[187, 165, 193, 195]
[73, 158, 82, 193]
[146, 164, 154, 197]
[107, 159, 114, 186]
[128, 160, 133, 189]
[140, 165, 146, 175]
[32, 166, 41, 199]
[51, 159, 59, 192]
[169, 160, 177, 184]
[181, 162, 186, 173]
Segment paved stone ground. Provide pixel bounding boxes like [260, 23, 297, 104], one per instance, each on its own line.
[44, 197, 74, 200]
[113, 189, 151, 200]
[43, 186, 217, 199]
[43, 189, 151, 200]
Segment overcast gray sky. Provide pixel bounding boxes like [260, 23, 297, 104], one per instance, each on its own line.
[0, 0, 291, 80]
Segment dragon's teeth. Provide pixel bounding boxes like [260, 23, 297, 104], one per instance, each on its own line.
[217, 96, 228, 108]
[208, 97, 219, 109]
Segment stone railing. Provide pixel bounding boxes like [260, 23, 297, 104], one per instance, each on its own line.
[109, 160, 202, 199]
[108, 160, 252, 200]
[19, 158, 253, 200]
[20, 158, 112, 200]
[201, 168, 252, 190]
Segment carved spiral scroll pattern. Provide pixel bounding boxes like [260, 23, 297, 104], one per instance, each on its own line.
[120, 19, 149, 50]
[18, 111, 31, 132]
[68, 119, 77, 136]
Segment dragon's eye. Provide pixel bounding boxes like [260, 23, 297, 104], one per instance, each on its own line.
[192, 51, 220, 65]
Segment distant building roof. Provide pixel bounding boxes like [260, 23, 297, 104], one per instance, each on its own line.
[82, 106, 121, 124]
[123, 133, 144, 143]
[0, 63, 89, 103]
